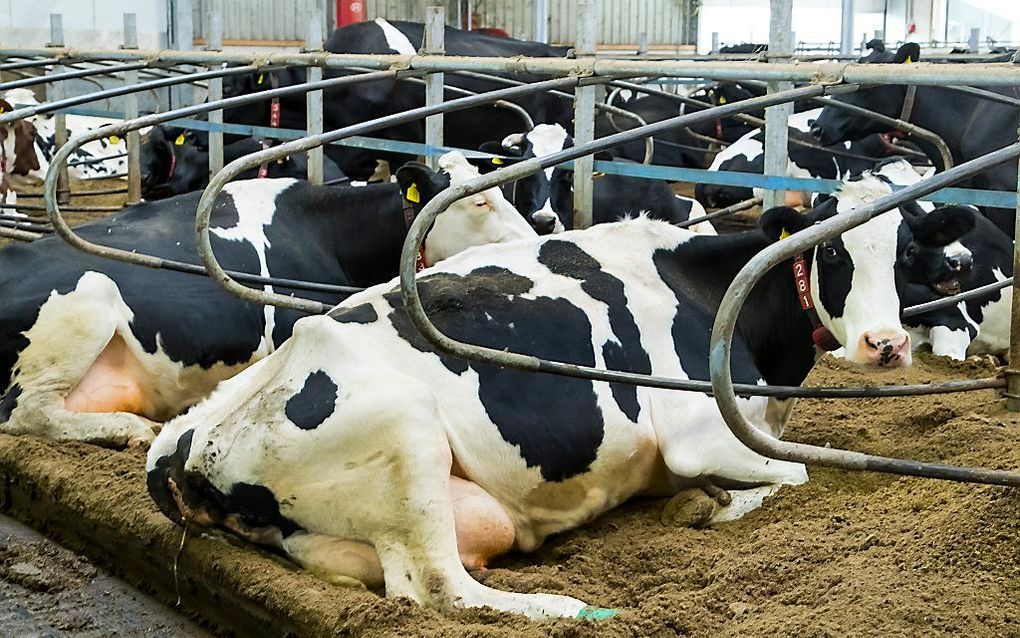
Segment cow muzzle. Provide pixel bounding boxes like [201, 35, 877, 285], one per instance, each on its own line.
[855, 329, 911, 367]
[530, 210, 562, 235]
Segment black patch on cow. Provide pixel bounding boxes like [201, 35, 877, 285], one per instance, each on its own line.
[385, 266, 604, 482]
[538, 240, 651, 422]
[146, 428, 195, 525]
[224, 482, 301, 537]
[814, 237, 853, 319]
[285, 370, 338, 430]
[329, 303, 378, 324]
[0, 384, 22, 424]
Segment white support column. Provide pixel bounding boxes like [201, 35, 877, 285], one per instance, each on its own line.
[306, 11, 324, 185]
[840, 0, 855, 56]
[763, 0, 793, 211]
[170, 0, 194, 108]
[423, 6, 445, 170]
[572, 0, 597, 230]
[533, 0, 549, 44]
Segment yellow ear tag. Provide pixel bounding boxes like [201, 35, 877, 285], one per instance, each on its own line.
[779, 228, 791, 240]
[904, 56, 913, 63]
[491, 157, 504, 165]
[257, 73, 265, 85]
[718, 96, 727, 104]
[174, 133, 186, 146]
[592, 171, 606, 179]
[406, 182, 420, 203]
[108, 135, 121, 145]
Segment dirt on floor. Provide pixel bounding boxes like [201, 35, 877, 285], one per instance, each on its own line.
[0, 514, 210, 637]
[2, 353, 1018, 637]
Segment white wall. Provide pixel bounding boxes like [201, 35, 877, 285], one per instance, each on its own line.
[0, 0, 168, 49]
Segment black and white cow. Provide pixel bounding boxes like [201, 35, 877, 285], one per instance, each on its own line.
[595, 83, 765, 168]
[3, 88, 129, 180]
[810, 43, 1020, 235]
[695, 108, 889, 208]
[219, 19, 571, 179]
[479, 124, 715, 235]
[0, 152, 534, 447]
[898, 202, 1012, 359]
[139, 125, 347, 200]
[146, 184, 973, 619]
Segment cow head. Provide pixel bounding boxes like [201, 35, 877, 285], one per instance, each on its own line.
[140, 126, 204, 199]
[395, 151, 535, 266]
[475, 124, 622, 235]
[897, 201, 977, 296]
[810, 43, 921, 146]
[759, 173, 973, 367]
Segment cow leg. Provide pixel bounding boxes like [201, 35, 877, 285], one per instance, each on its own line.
[280, 477, 513, 589]
[1, 272, 157, 447]
[282, 534, 383, 589]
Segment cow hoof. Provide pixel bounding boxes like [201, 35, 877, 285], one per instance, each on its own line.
[702, 483, 732, 506]
[660, 489, 720, 529]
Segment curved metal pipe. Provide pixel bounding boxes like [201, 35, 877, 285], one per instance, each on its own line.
[42, 69, 417, 297]
[709, 142, 1020, 486]
[0, 61, 151, 91]
[193, 76, 593, 315]
[902, 277, 1014, 317]
[398, 75, 534, 131]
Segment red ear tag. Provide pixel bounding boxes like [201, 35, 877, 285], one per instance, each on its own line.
[812, 326, 842, 352]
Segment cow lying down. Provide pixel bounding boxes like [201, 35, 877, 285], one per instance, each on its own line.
[0, 152, 534, 447]
[147, 195, 973, 619]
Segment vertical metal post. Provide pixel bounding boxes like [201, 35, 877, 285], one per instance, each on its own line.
[711, 31, 720, 54]
[763, 0, 793, 211]
[423, 6, 445, 170]
[968, 28, 979, 53]
[207, 13, 224, 176]
[466, 0, 473, 30]
[572, 0, 597, 230]
[533, 0, 549, 44]
[170, 0, 195, 108]
[123, 14, 141, 204]
[637, 32, 648, 55]
[305, 11, 324, 185]
[840, 0, 855, 55]
[1008, 142, 1020, 411]
[49, 14, 71, 206]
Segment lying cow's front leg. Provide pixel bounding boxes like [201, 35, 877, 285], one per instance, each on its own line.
[0, 271, 157, 447]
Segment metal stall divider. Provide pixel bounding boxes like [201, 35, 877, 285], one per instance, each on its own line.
[123, 13, 142, 205]
[423, 5, 446, 171]
[305, 11, 325, 185]
[572, 0, 598, 230]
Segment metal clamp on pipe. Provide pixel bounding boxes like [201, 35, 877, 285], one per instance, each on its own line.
[43, 69, 422, 297]
[708, 142, 1020, 487]
[194, 75, 598, 315]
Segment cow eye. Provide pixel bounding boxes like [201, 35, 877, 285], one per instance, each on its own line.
[823, 244, 838, 259]
[905, 245, 917, 258]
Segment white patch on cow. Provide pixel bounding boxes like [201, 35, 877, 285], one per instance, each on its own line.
[788, 108, 823, 134]
[212, 178, 295, 354]
[424, 152, 537, 265]
[374, 18, 416, 55]
[810, 174, 910, 363]
[678, 196, 715, 235]
[709, 131, 763, 168]
[524, 124, 569, 179]
[928, 324, 972, 360]
[969, 268, 1011, 356]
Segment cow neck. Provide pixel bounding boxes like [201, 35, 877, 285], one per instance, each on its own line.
[791, 252, 841, 352]
[257, 74, 282, 179]
[664, 231, 819, 387]
[894, 85, 973, 161]
[400, 195, 429, 272]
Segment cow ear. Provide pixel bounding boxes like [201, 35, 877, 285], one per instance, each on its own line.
[759, 206, 812, 242]
[893, 43, 920, 63]
[0, 98, 12, 114]
[910, 205, 976, 246]
[394, 162, 448, 206]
